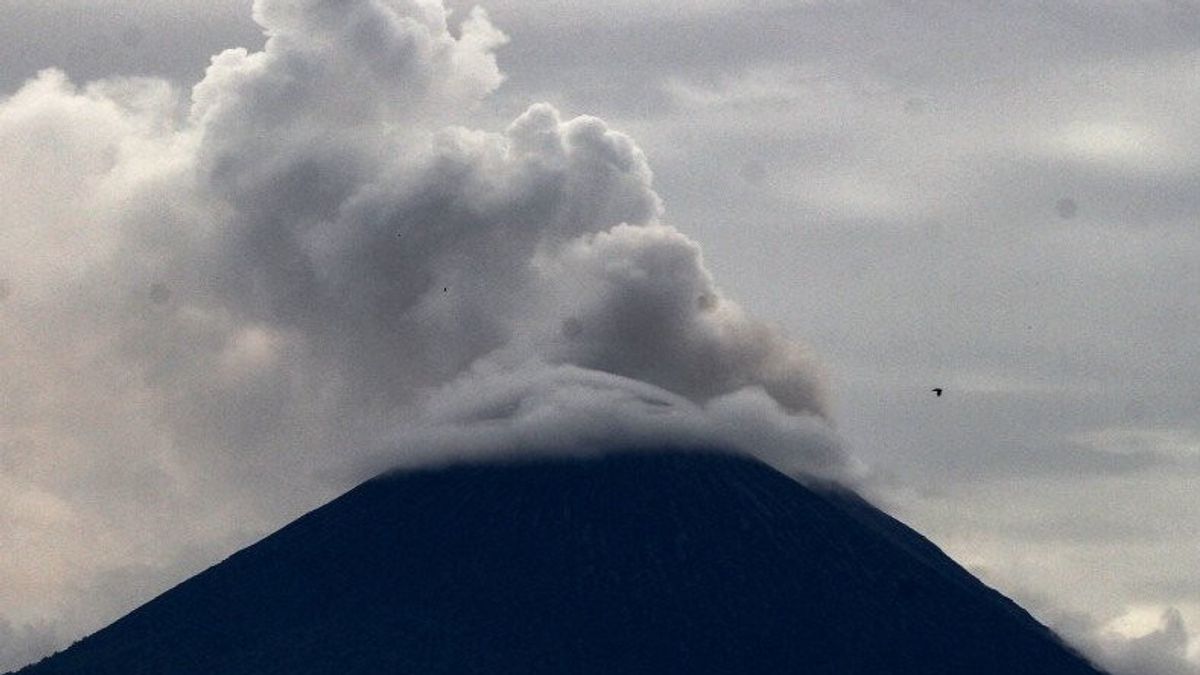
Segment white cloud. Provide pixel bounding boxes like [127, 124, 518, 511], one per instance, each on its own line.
[1051, 606, 1200, 675]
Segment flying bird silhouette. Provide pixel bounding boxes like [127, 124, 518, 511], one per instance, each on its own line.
[932, 388, 943, 397]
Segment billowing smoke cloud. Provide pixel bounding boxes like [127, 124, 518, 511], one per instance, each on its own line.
[0, 0, 846, 666]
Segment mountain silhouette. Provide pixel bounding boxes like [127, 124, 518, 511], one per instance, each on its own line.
[16, 450, 1107, 674]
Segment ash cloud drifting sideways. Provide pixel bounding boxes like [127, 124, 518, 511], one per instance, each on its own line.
[0, 0, 848, 666]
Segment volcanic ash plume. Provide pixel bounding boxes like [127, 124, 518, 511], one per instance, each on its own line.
[0, 0, 848, 665]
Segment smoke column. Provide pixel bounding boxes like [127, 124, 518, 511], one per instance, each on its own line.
[0, 0, 850, 667]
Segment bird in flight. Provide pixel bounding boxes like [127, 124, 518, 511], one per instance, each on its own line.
[932, 388, 943, 397]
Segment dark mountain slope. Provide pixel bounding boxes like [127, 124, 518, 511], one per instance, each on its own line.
[17, 450, 1106, 674]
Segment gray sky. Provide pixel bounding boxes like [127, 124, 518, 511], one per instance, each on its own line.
[1, 1, 1198, 672]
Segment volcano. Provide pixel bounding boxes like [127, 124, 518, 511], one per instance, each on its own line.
[15, 450, 1106, 674]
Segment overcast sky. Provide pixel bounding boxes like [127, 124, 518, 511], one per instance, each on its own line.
[1, 1, 1198, 673]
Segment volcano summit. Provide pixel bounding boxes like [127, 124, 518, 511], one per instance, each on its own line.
[16, 450, 1106, 675]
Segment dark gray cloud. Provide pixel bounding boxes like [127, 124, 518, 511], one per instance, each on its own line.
[0, 0, 262, 94]
[463, 1, 1200, 120]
